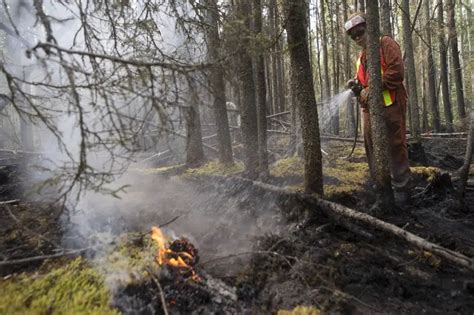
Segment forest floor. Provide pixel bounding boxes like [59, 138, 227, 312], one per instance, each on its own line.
[0, 136, 473, 314]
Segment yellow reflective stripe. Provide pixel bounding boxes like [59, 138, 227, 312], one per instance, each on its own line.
[383, 90, 393, 106]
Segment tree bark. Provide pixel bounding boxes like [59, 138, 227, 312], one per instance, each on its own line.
[343, 0, 356, 137]
[284, 0, 324, 195]
[366, 0, 394, 205]
[401, 0, 420, 140]
[329, 0, 340, 135]
[203, 0, 234, 165]
[447, 0, 467, 126]
[320, 0, 331, 101]
[269, 0, 280, 115]
[253, 0, 269, 176]
[457, 111, 473, 199]
[424, 0, 441, 132]
[235, 0, 259, 178]
[438, 0, 454, 132]
[185, 78, 205, 167]
[379, 0, 392, 36]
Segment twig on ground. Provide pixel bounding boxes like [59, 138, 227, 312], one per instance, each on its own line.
[4, 205, 61, 249]
[147, 267, 169, 315]
[0, 199, 19, 205]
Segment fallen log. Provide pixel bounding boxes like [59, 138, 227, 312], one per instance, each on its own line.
[211, 176, 474, 272]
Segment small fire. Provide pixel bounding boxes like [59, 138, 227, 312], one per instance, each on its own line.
[150, 226, 201, 282]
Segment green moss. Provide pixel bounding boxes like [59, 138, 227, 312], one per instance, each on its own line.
[183, 160, 244, 177]
[0, 258, 118, 315]
[469, 165, 474, 177]
[324, 160, 368, 198]
[270, 157, 304, 178]
[93, 232, 157, 286]
[411, 166, 442, 183]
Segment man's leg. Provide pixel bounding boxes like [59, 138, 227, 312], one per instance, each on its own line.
[384, 102, 412, 205]
[362, 109, 375, 181]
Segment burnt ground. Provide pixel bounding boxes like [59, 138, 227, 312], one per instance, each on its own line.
[0, 138, 473, 314]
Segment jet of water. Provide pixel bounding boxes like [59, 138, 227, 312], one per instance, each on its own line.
[319, 89, 353, 130]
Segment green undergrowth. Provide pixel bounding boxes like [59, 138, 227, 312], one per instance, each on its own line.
[411, 166, 442, 181]
[270, 156, 304, 178]
[0, 258, 118, 315]
[270, 155, 369, 198]
[93, 232, 158, 287]
[0, 232, 161, 315]
[182, 160, 244, 177]
[324, 159, 368, 198]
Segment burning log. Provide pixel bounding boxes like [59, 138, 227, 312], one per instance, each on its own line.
[150, 226, 200, 282]
[112, 227, 241, 314]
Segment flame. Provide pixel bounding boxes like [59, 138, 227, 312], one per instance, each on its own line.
[150, 226, 201, 282]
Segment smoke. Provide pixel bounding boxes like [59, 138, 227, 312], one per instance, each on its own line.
[66, 169, 285, 289]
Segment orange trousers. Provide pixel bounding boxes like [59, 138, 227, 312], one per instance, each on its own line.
[362, 101, 411, 189]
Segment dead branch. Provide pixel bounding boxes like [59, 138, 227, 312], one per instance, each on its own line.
[4, 205, 61, 249]
[320, 135, 364, 143]
[0, 200, 19, 205]
[0, 248, 90, 267]
[147, 267, 170, 315]
[214, 176, 474, 272]
[266, 111, 291, 119]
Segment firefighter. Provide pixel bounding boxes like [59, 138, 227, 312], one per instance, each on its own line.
[345, 13, 412, 206]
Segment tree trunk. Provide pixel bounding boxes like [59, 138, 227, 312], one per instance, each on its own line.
[185, 78, 205, 168]
[358, 0, 365, 12]
[235, 0, 259, 178]
[253, 0, 269, 176]
[203, 0, 234, 165]
[437, 0, 454, 132]
[424, 0, 441, 132]
[269, 0, 280, 115]
[401, 0, 420, 139]
[343, 0, 356, 137]
[329, 0, 340, 135]
[379, 0, 392, 36]
[457, 111, 473, 198]
[366, 0, 394, 206]
[320, 0, 331, 101]
[447, 0, 467, 126]
[284, 0, 324, 195]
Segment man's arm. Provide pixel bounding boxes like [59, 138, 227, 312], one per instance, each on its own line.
[381, 36, 404, 91]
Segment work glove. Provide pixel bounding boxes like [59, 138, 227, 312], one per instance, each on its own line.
[346, 79, 356, 89]
[358, 87, 369, 108]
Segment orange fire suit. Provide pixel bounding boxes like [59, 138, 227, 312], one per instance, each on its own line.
[357, 36, 411, 189]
